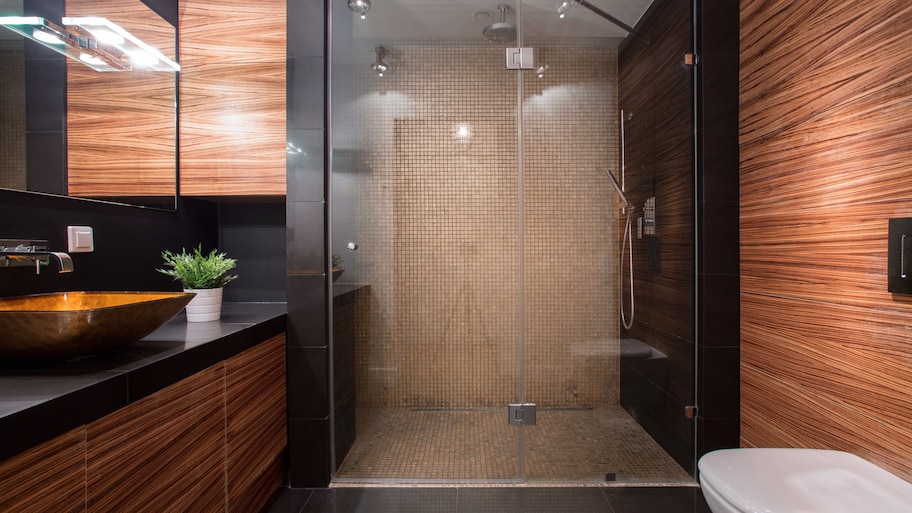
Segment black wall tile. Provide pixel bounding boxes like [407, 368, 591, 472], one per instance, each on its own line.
[288, 417, 331, 487]
[218, 202, 287, 302]
[287, 274, 327, 348]
[287, 57, 326, 130]
[0, 191, 218, 297]
[287, 129, 326, 202]
[698, 272, 739, 347]
[287, 0, 325, 58]
[287, 346, 329, 419]
[25, 132, 65, 195]
[698, 346, 739, 419]
[287, 201, 326, 273]
[24, 58, 65, 133]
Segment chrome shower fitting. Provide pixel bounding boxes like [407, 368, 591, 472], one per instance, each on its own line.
[371, 46, 389, 76]
[348, 0, 371, 19]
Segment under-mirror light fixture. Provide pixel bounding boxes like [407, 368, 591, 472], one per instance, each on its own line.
[348, 0, 371, 20]
[0, 16, 179, 72]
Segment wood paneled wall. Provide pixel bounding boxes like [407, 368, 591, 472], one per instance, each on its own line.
[740, 0, 912, 481]
[178, 0, 286, 196]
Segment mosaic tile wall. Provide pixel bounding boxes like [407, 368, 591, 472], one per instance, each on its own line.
[349, 44, 619, 409]
[0, 49, 26, 191]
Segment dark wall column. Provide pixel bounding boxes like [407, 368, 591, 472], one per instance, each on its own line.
[285, 0, 330, 487]
[695, 0, 741, 457]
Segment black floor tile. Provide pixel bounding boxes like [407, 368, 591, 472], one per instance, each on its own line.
[266, 488, 314, 513]
[604, 487, 711, 513]
[268, 486, 710, 513]
[457, 488, 611, 513]
[299, 488, 459, 513]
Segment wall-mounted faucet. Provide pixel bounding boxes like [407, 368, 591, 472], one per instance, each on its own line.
[0, 239, 74, 274]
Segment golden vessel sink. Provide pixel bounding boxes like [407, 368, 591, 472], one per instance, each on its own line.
[0, 291, 195, 358]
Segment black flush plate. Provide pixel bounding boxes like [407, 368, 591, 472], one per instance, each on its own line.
[887, 218, 912, 294]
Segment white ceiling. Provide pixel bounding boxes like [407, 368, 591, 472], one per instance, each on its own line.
[348, 0, 654, 42]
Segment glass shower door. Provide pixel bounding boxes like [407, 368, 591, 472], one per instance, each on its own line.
[329, 0, 525, 482]
[518, 0, 698, 484]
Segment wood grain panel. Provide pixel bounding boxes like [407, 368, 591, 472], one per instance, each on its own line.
[179, 62, 286, 196]
[66, 0, 177, 198]
[742, 364, 912, 482]
[740, 0, 912, 483]
[178, 0, 285, 65]
[178, 0, 286, 196]
[0, 427, 86, 513]
[225, 334, 287, 513]
[86, 365, 226, 513]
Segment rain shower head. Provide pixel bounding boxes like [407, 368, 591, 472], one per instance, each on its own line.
[348, 0, 371, 19]
[483, 4, 516, 43]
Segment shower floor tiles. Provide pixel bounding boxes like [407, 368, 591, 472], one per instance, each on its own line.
[334, 405, 693, 485]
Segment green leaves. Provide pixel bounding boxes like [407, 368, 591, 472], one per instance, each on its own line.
[157, 245, 238, 289]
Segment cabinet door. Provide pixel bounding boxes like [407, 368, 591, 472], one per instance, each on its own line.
[178, 0, 286, 196]
[86, 365, 226, 513]
[226, 333, 287, 513]
[0, 427, 86, 513]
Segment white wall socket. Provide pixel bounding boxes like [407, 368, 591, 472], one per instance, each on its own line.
[67, 226, 94, 253]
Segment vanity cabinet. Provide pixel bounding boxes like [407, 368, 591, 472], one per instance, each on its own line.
[0, 333, 286, 513]
[0, 427, 86, 513]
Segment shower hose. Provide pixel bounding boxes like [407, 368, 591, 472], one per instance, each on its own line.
[621, 208, 634, 330]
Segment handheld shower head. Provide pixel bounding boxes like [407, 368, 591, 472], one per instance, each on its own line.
[605, 169, 631, 210]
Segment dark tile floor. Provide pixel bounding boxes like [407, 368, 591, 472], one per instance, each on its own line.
[267, 486, 713, 513]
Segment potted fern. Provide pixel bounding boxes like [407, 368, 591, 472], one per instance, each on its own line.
[158, 245, 237, 322]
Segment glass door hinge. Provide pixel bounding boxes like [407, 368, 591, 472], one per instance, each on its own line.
[508, 403, 537, 425]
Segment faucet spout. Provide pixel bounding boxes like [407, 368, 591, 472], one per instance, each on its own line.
[0, 239, 75, 274]
[48, 252, 74, 273]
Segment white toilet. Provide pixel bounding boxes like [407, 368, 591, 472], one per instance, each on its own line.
[698, 448, 912, 513]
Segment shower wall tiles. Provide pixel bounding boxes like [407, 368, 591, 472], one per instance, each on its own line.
[350, 45, 620, 409]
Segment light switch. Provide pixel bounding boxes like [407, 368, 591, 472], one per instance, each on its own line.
[67, 226, 94, 253]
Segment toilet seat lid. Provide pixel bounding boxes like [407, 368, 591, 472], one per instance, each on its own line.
[698, 449, 912, 513]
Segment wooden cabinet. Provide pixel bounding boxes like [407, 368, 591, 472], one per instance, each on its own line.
[0, 334, 286, 513]
[226, 334, 287, 513]
[86, 365, 226, 513]
[178, 0, 287, 196]
[0, 428, 86, 513]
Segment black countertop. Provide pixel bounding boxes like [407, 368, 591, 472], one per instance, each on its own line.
[0, 302, 287, 462]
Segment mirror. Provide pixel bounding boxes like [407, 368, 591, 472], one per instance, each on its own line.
[0, 0, 177, 210]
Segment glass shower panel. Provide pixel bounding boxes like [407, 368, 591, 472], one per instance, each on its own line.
[519, 0, 696, 484]
[329, 0, 524, 482]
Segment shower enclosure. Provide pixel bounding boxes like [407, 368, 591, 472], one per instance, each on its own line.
[329, 0, 696, 485]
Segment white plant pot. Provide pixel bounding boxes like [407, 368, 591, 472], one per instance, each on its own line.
[184, 287, 223, 322]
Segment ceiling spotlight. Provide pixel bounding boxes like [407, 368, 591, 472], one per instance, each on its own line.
[556, 0, 575, 19]
[348, 0, 371, 19]
[371, 46, 389, 77]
